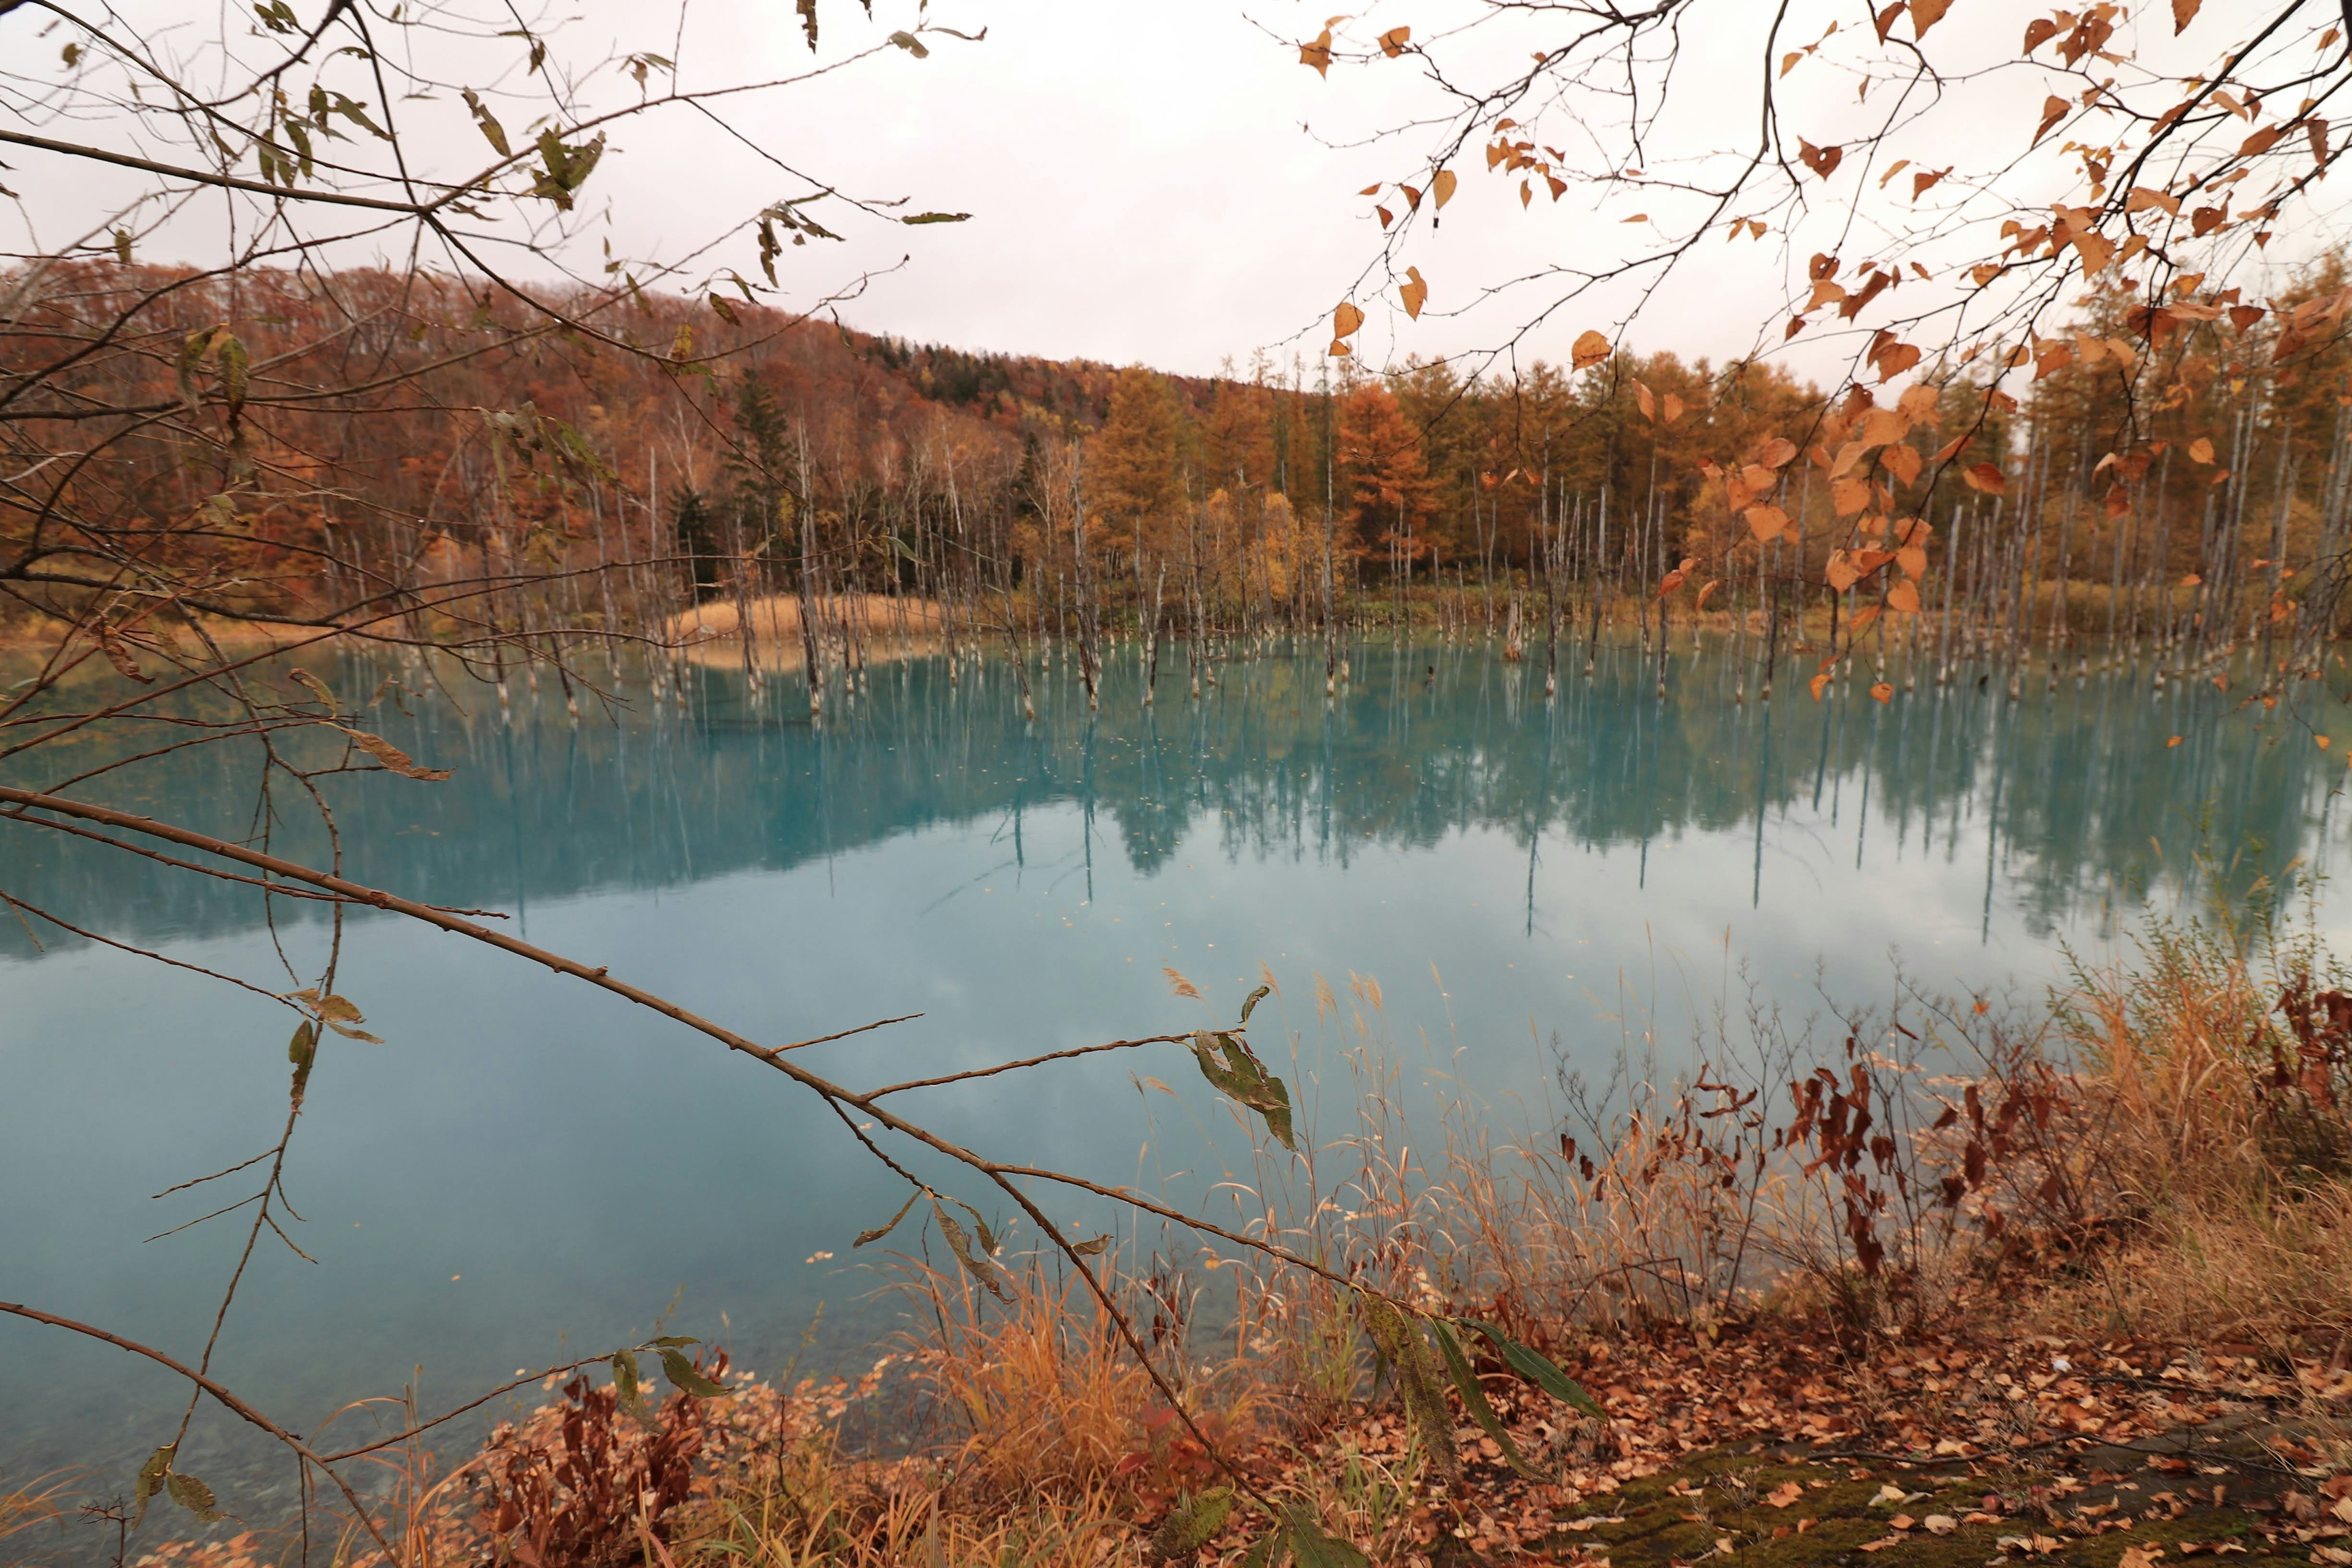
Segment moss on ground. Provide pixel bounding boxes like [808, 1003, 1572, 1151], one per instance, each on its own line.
[1532, 1431, 2322, 1568]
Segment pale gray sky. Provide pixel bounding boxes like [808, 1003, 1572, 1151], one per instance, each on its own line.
[7, 0, 2343, 383]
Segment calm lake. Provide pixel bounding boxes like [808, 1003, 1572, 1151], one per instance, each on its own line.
[3, 636, 2345, 1521]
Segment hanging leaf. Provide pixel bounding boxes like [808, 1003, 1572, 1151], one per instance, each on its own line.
[1429, 1317, 1549, 1480]
[216, 333, 249, 421]
[1378, 25, 1411, 56]
[1797, 139, 1843, 179]
[287, 667, 337, 710]
[1299, 28, 1333, 76]
[1571, 329, 1611, 369]
[1961, 462, 2007, 495]
[1151, 1488, 1234, 1562]
[1238, 983, 1272, 1023]
[612, 1349, 653, 1426]
[459, 88, 510, 157]
[1909, 0, 1953, 37]
[1431, 169, 1457, 208]
[2171, 0, 2201, 32]
[856, 1189, 924, 1247]
[888, 31, 929, 56]
[2034, 95, 2068, 146]
[1332, 301, 1365, 341]
[288, 1020, 317, 1075]
[656, 1346, 732, 1398]
[1359, 1295, 1459, 1487]
[167, 1472, 223, 1523]
[1188, 1030, 1297, 1150]
[332, 725, 453, 782]
[1400, 266, 1428, 320]
[132, 1444, 175, 1528]
[796, 0, 817, 50]
[935, 1205, 1012, 1300]
[1451, 1319, 1609, 1419]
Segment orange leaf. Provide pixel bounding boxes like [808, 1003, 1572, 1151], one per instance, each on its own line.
[1746, 505, 1791, 543]
[1758, 436, 1799, 468]
[1635, 381, 1656, 422]
[1400, 266, 1428, 320]
[1810, 670, 1833, 701]
[2167, 735, 2184, 747]
[2172, 0, 2201, 30]
[1831, 477, 1872, 516]
[1333, 301, 1365, 339]
[2188, 436, 2216, 464]
[1379, 24, 1411, 56]
[1909, 0, 1952, 37]
[1300, 28, 1333, 76]
[1572, 328, 1611, 370]
[1798, 139, 1843, 179]
[1432, 169, 1458, 208]
[1880, 443, 1923, 486]
[1961, 462, 2007, 495]
[1887, 579, 1921, 614]
[2034, 95, 2068, 146]
[1870, 681, 1894, 703]
[1696, 579, 1720, 608]
[1661, 391, 1685, 426]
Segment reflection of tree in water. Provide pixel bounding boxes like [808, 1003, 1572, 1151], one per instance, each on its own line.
[1, 643, 2333, 954]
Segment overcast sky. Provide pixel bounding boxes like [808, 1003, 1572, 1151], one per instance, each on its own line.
[9, 0, 2347, 385]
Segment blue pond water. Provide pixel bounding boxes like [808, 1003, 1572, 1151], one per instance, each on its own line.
[2, 637, 2344, 1529]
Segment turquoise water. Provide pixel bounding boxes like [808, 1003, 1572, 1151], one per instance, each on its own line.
[2, 638, 2344, 1526]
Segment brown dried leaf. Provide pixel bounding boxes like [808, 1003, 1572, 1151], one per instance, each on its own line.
[333, 725, 453, 782]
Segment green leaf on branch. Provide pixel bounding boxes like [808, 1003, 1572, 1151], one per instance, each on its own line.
[655, 1346, 731, 1398]
[854, 1189, 922, 1248]
[901, 212, 971, 224]
[1452, 1317, 1608, 1419]
[643, 1335, 699, 1349]
[460, 88, 510, 156]
[1188, 1030, 1297, 1152]
[1357, 1294, 1458, 1488]
[1238, 983, 1271, 1023]
[612, 1348, 652, 1426]
[888, 30, 930, 56]
[166, 1472, 223, 1523]
[1150, 1487, 1232, 1562]
[1069, 1233, 1112, 1257]
[288, 1020, 316, 1069]
[132, 1443, 174, 1527]
[1430, 1316, 1548, 1480]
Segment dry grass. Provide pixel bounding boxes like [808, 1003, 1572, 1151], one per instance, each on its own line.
[2024, 917, 2352, 1355]
[666, 594, 945, 671]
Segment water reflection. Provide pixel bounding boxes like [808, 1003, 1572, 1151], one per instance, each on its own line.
[1, 638, 2343, 1536]
[2, 639, 2333, 957]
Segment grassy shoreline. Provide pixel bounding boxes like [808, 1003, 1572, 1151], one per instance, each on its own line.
[9, 915, 2350, 1568]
